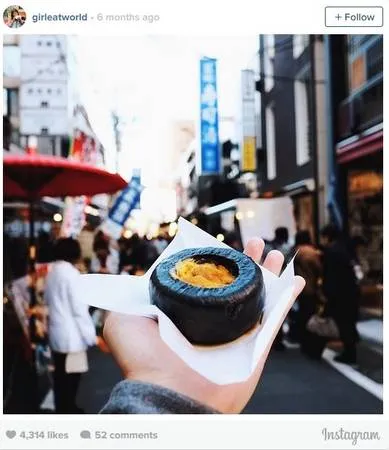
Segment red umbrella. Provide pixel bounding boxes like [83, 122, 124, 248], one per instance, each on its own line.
[4, 153, 127, 198]
[3, 152, 127, 306]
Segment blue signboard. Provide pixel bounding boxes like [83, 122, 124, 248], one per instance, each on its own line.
[102, 170, 143, 238]
[200, 58, 220, 174]
[108, 174, 142, 226]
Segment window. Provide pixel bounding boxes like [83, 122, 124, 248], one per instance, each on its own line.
[3, 45, 21, 78]
[9, 89, 19, 116]
[265, 105, 276, 180]
[38, 136, 55, 155]
[294, 77, 310, 166]
[350, 55, 366, 91]
[293, 35, 309, 59]
[3, 89, 8, 116]
[366, 39, 383, 79]
[263, 35, 275, 92]
[348, 35, 377, 56]
[4, 88, 19, 116]
[347, 35, 382, 93]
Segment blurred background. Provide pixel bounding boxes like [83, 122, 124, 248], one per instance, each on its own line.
[3, 34, 383, 414]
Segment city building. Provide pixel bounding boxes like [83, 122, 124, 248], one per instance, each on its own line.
[3, 35, 110, 266]
[325, 35, 383, 311]
[257, 35, 329, 242]
[3, 35, 106, 161]
[175, 117, 245, 219]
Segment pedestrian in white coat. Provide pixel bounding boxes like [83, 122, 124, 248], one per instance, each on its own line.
[44, 238, 96, 413]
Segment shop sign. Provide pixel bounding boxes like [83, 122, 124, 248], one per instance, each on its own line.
[199, 58, 220, 174]
[241, 69, 257, 172]
[101, 171, 143, 239]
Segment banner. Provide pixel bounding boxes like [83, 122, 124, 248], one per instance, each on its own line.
[69, 129, 98, 165]
[200, 58, 220, 174]
[64, 128, 98, 235]
[241, 69, 257, 172]
[101, 170, 143, 239]
[60, 196, 88, 238]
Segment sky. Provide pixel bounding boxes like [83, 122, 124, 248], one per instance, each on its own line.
[75, 36, 259, 222]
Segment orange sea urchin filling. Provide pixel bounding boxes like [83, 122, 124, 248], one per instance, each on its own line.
[174, 258, 235, 288]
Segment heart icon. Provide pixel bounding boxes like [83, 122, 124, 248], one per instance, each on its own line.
[6, 430, 16, 439]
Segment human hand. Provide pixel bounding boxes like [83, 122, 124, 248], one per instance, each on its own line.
[96, 335, 111, 353]
[103, 239, 305, 414]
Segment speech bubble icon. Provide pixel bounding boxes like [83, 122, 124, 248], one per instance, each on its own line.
[80, 430, 91, 439]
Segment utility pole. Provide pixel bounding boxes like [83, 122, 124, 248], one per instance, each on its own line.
[309, 35, 320, 245]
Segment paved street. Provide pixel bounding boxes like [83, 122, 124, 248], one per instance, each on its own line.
[76, 343, 383, 414]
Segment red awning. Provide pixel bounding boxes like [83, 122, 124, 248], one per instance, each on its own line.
[337, 130, 383, 164]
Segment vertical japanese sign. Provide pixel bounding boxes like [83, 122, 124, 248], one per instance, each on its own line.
[241, 70, 257, 172]
[200, 58, 220, 174]
[60, 196, 88, 238]
[62, 128, 95, 238]
[101, 170, 143, 239]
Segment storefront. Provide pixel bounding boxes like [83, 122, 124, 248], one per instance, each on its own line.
[3, 202, 60, 282]
[337, 127, 383, 313]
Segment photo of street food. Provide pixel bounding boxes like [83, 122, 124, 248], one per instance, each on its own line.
[3, 33, 383, 416]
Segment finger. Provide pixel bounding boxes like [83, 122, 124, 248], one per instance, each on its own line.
[262, 250, 284, 276]
[244, 238, 265, 263]
[104, 313, 158, 343]
[292, 275, 306, 299]
[103, 314, 160, 377]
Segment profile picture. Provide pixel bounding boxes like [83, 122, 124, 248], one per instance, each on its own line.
[3, 5, 26, 28]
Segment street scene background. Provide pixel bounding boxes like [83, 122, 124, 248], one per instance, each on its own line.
[3, 34, 383, 414]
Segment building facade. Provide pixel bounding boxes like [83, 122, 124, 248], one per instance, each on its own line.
[258, 35, 328, 242]
[3, 34, 106, 161]
[326, 35, 383, 295]
[3, 35, 109, 271]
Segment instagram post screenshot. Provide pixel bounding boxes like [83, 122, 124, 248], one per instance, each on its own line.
[1, 1, 387, 449]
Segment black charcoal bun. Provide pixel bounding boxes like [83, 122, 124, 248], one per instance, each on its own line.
[149, 247, 265, 345]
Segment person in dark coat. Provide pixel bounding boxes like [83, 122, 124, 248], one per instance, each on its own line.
[320, 224, 360, 364]
[294, 230, 326, 359]
[121, 234, 155, 274]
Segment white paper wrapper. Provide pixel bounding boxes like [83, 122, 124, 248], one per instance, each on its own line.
[79, 217, 296, 385]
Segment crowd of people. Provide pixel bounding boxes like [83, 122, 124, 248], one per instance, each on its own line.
[29, 226, 172, 413]
[4, 218, 364, 414]
[262, 225, 362, 365]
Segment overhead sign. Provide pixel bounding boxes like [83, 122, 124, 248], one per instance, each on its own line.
[241, 70, 257, 172]
[101, 170, 143, 239]
[200, 58, 220, 174]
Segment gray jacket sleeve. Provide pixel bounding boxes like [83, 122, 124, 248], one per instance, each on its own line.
[100, 380, 219, 414]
